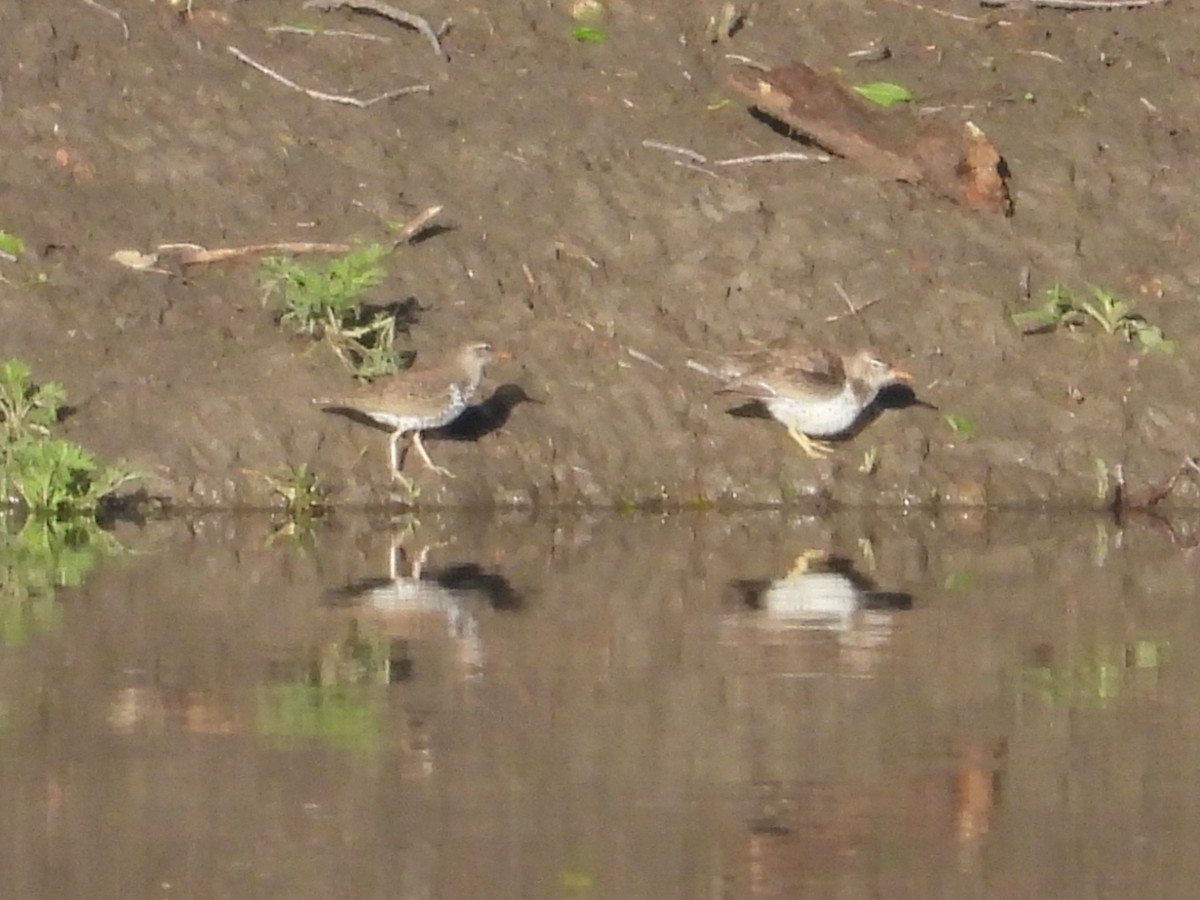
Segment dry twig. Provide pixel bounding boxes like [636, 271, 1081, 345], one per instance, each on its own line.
[825, 282, 883, 322]
[642, 139, 708, 163]
[266, 24, 392, 42]
[111, 241, 355, 274]
[982, 0, 1167, 7]
[303, 0, 450, 59]
[714, 151, 831, 165]
[642, 139, 829, 168]
[879, 0, 986, 22]
[391, 205, 444, 245]
[227, 46, 430, 107]
[81, 0, 129, 40]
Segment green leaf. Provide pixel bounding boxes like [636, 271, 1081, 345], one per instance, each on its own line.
[0, 231, 24, 257]
[851, 81, 913, 107]
[943, 570, 974, 591]
[943, 413, 974, 438]
[571, 25, 607, 42]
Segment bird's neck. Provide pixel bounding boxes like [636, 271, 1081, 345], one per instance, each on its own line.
[845, 377, 879, 405]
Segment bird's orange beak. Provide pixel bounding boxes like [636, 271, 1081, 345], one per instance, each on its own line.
[493, 350, 512, 361]
[890, 367, 912, 381]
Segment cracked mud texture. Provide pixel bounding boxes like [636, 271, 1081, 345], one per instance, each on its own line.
[3, 0, 1200, 509]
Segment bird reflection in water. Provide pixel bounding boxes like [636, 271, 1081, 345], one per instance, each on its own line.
[324, 540, 523, 681]
[724, 549, 913, 677]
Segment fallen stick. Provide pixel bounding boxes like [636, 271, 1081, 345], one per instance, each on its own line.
[160, 242, 354, 265]
[713, 151, 830, 165]
[981, 0, 1167, 7]
[303, 0, 450, 59]
[642, 139, 708, 163]
[81, 0, 129, 40]
[391, 205, 443, 245]
[111, 241, 355, 274]
[227, 46, 430, 107]
[641, 139, 830, 167]
[728, 61, 1011, 213]
[266, 24, 392, 42]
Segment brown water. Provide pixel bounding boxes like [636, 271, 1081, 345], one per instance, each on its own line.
[1, 509, 1197, 899]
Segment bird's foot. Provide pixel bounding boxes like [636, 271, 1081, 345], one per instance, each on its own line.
[787, 427, 835, 459]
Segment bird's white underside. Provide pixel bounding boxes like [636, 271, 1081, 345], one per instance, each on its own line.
[765, 380, 876, 437]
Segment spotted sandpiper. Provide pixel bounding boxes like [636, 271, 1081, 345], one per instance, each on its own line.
[316, 341, 505, 484]
[689, 346, 910, 458]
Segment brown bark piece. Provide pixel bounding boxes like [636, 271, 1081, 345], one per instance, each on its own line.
[728, 63, 1012, 214]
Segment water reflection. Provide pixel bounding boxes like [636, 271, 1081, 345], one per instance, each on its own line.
[724, 549, 913, 678]
[323, 537, 525, 678]
[0, 510, 1195, 899]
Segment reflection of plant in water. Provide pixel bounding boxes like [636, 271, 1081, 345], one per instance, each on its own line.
[1022, 639, 1170, 709]
[0, 515, 123, 647]
[256, 619, 396, 753]
[256, 683, 384, 754]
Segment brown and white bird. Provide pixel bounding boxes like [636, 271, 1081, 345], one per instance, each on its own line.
[690, 346, 910, 458]
[316, 341, 505, 484]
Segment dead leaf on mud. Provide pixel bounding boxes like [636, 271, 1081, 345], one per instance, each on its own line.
[728, 62, 1012, 214]
[110, 249, 169, 274]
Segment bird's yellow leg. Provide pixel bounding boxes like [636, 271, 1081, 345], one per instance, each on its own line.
[411, 431, 455, 478]
[786, 426, 835, 459]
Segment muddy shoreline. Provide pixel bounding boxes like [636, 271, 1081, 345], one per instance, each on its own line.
[3, 0, 1199, 509]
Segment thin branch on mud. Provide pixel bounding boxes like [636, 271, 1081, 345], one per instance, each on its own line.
[982, 0, 1167, 7]
[158, 242, 355, 266]
[879, 0, 987, 23]
[676, 161, 722, 178]
[825, 282, 883, 322]
[625, 347, 666, 371]
[642, 140, 830, 168]
[554, 239, 601, 269]
[81, 0, 130, 41]
[1016, 49, 1066, 63]
[723, 53, 770, 70]
[642, 139, 708, 163]
[110, 242, 355, 274]
[303, 0, 450, 59]
[227, 46, 430, 108]
[391, 205, 444, 245]
[266, 24, 392, 42]
[713, 151, 831, 165]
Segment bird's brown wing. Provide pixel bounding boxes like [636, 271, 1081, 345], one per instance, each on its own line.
[717, 348, 845, 399]
[316, 363, 454, 413]
[776, 348, 846, 386]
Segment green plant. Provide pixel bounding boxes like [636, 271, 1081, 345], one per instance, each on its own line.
[1012, 284, 1175, 353]
[262, 463, 327, 542]
[259, 245, 404, 377]
[943, 413, 975, 438]
[0, 230, 24, 259]
[0, 361, 137, 518]
[265, 463, 325, 513]
[851, 81, 914, 107]
[571, 25, 606, 41]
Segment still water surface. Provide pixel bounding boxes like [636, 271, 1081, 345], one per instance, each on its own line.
[1, 509, 1197, 899]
